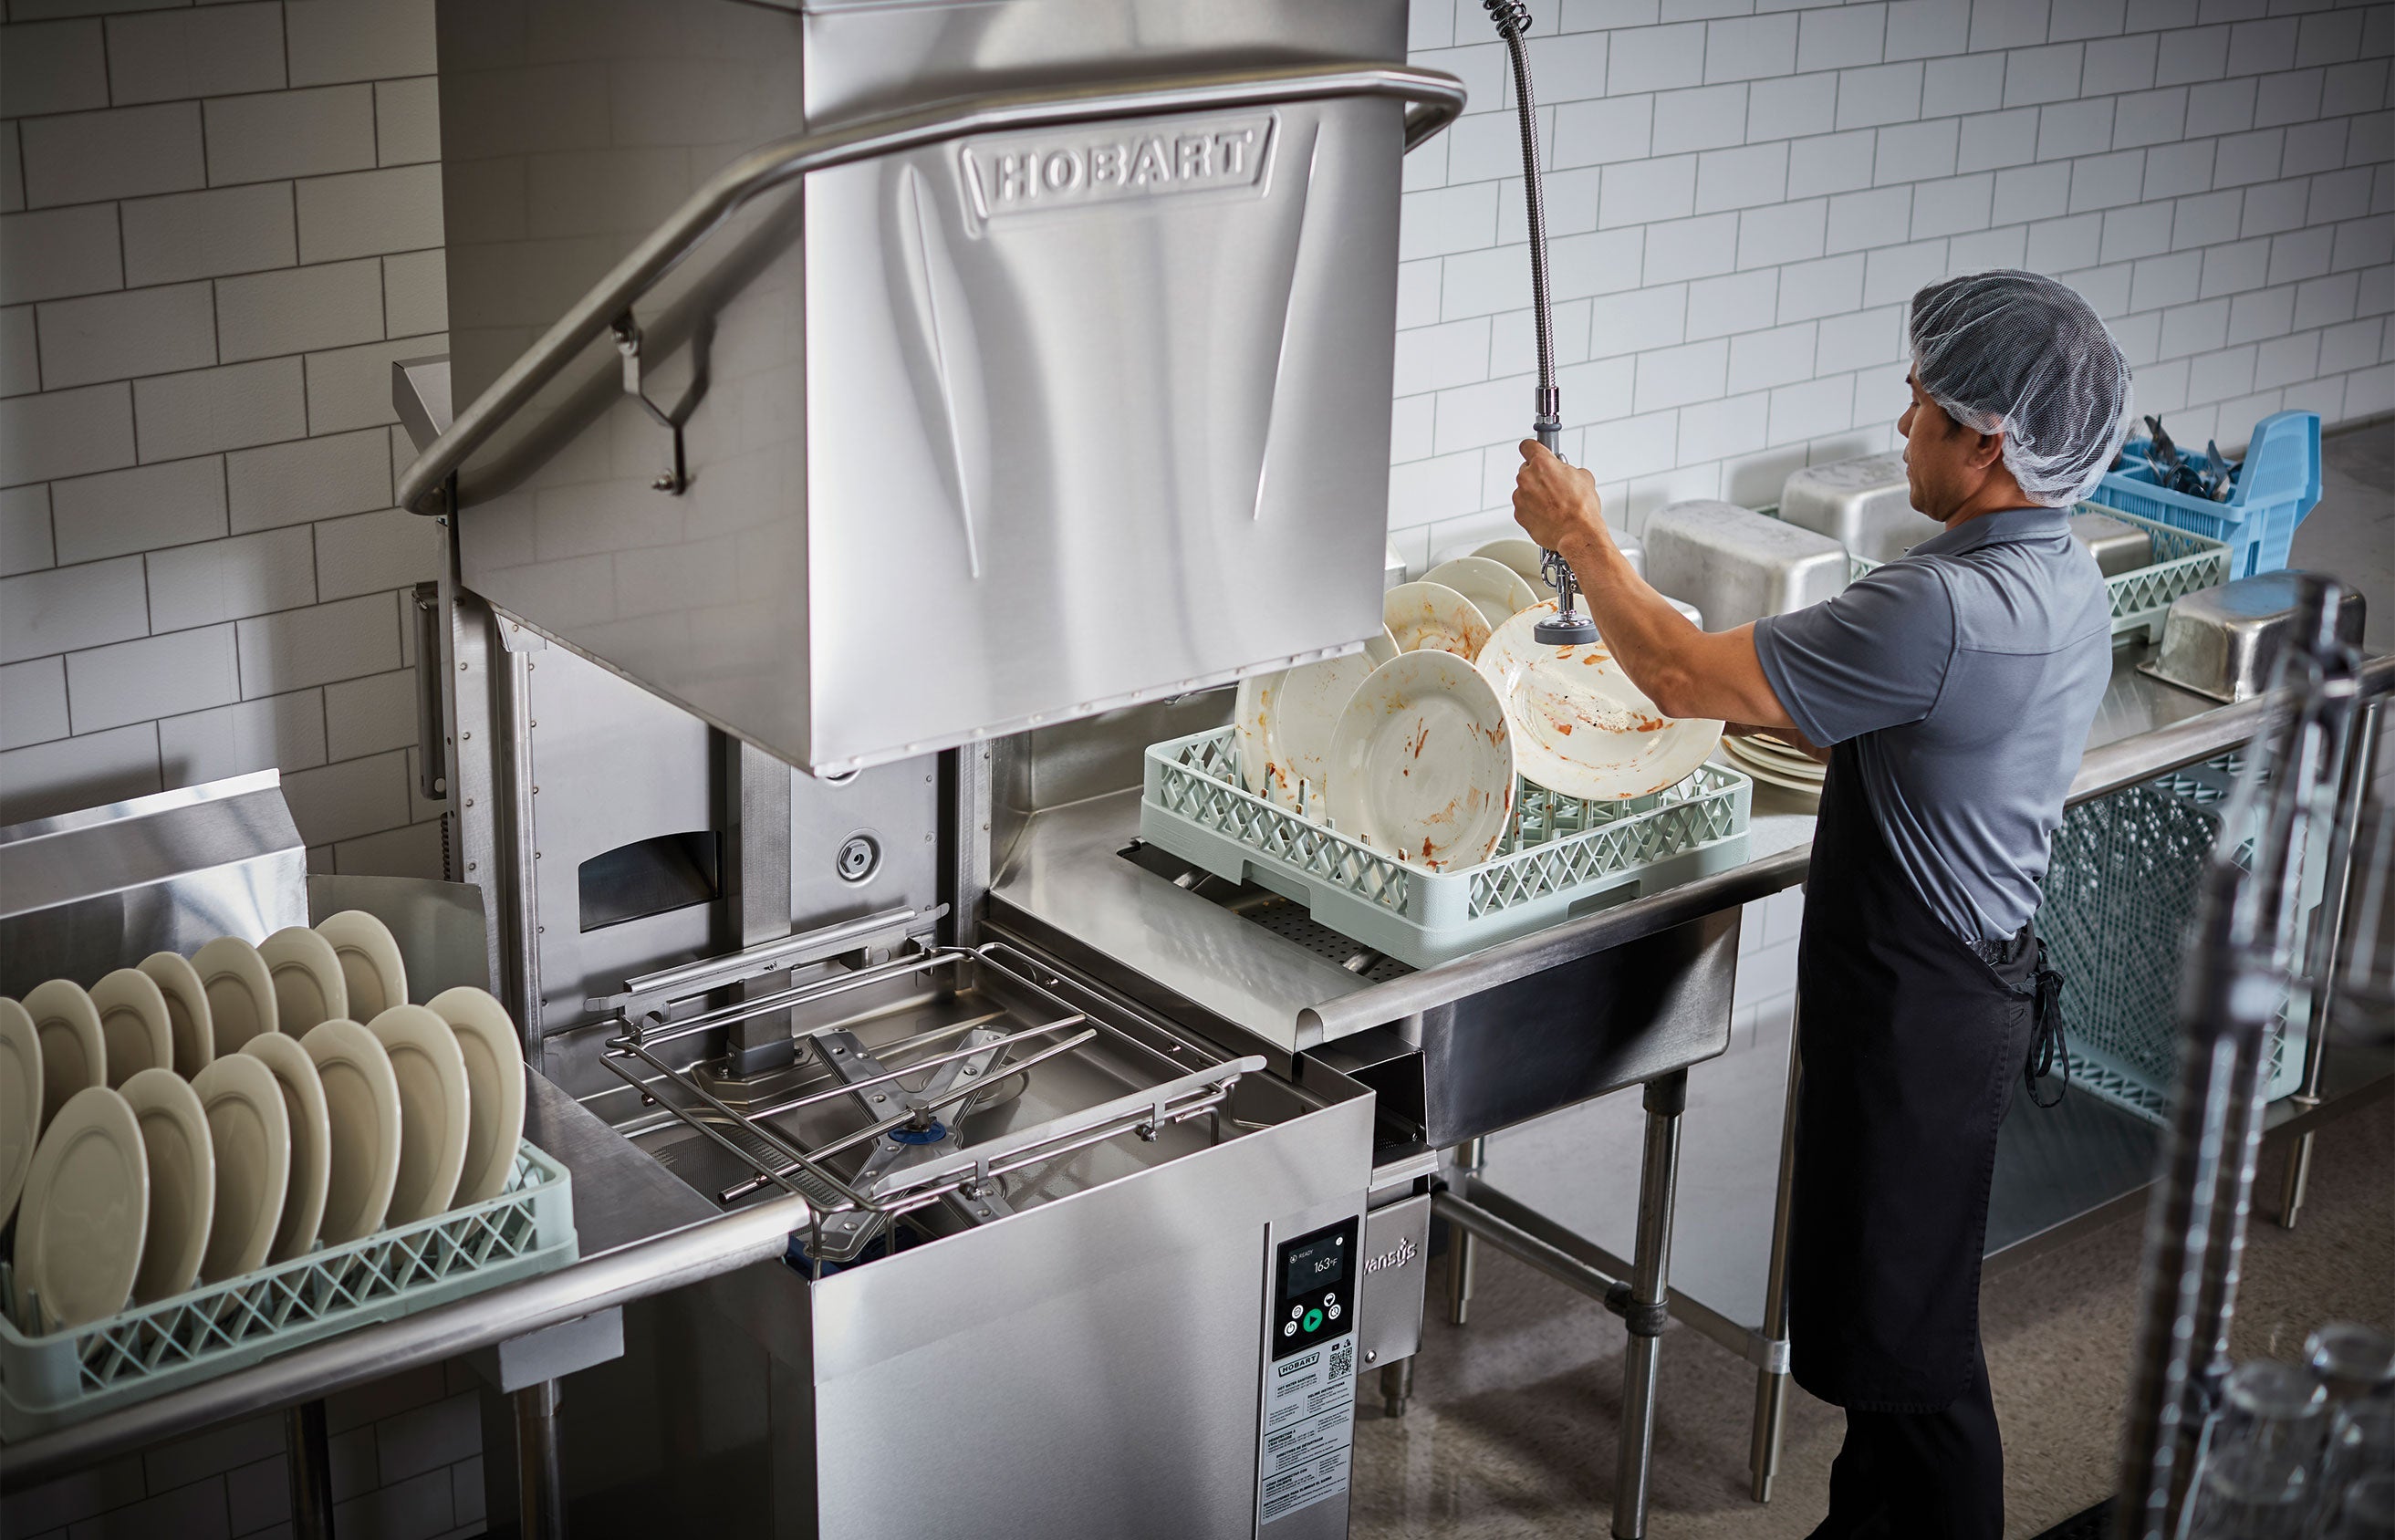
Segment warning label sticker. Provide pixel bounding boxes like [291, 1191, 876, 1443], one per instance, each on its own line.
[1258, 1339, 1357, 1526]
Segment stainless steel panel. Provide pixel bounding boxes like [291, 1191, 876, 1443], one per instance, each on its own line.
[1358, 1191, 1430, 1369]
[1776, 451, 1940, 564]
[0, 771, 307, 997]
[437, 0, 1422, 775]
[2140, 571, 2368, 703]
[305, 873, 490, 999]
[1642, 500, 1848, 630]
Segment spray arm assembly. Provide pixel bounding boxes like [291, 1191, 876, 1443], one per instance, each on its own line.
[1485, 0, 1600, 647]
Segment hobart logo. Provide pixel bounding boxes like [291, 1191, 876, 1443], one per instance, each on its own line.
[1362, 1235, 1418, 1277]
[959, 113, 1275, 222]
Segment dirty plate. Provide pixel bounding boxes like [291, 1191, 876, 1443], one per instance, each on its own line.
[1384, 581, 1493, 662]
[1324, 650, 1515, 872]
[1422, 557, 1540, 630]
[1475, 601, 1723, 801]
[1234, 630, 1400, 810]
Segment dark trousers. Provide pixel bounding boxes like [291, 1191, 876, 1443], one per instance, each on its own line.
[1806, 1343, 2005, 1540]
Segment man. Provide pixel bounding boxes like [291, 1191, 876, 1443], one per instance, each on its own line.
[1509, 270, 2129, 1538]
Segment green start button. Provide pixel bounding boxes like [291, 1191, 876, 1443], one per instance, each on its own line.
[1302, 1308, 1324, 1332]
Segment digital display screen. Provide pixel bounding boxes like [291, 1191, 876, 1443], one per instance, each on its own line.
[1283, 1234, 1347, 1297]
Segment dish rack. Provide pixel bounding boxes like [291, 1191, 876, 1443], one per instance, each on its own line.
[1842, 503, 2229, 643]
[1140, 726, 1753, 967]
[2101, 409, 2321, 580]
[2036, 753, 2310, 1125]
[0, 1139, 577, 1437]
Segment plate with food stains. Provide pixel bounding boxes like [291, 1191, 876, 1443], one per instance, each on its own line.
[1234, 630, 1401, 811]
[1324, 650, 1515, 872]
[1384, 581, 1493, 662]
[1475, 601, 1723, 801]
[1470, 538, 1555, 594]
[1422, 557, 1541, 630]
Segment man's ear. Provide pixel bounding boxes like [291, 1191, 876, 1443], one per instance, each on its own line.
[1970, 429, 2006, 472]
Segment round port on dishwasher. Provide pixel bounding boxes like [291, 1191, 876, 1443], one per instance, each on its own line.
[835, 833, 880, 883]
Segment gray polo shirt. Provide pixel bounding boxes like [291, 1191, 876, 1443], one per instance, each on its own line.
[1752, 505, 2113, 943]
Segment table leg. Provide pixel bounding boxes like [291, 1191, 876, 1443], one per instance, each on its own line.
[1447, 1136, 1486, 1327]
[1612, 1069, 1688, 1540]
[1380, 1358, 1415, 1420]
[1751, 1001, 1804, 1502]
[515, 1379, 565, 1540]
[286, 1399, 335, 1540]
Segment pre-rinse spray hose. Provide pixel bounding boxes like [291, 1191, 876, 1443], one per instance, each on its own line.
[1485, 0, 1599, 646]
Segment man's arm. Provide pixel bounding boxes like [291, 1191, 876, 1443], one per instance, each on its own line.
[1510, 442, 1797, 730]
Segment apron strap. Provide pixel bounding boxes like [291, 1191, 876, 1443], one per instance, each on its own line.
[2023, 939, 2069, 1108]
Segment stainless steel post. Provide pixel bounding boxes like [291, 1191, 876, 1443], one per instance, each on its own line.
[1614, 1068, 1688, 1540]
[1446, 1135, 1486, 1326]
[1750, 1003, 1803, 1503]
[2277, 695, 2380, 1228]
[514, 1379, 564, 1540]
[725, 741, 797, 1076]
[1380, 1358, 1415, 1420]
[285, 1399, 334, 1540]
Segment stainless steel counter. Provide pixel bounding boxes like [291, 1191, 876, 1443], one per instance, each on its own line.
[992, 643, 2390, 1056]
[0, 1075, 807, 1491]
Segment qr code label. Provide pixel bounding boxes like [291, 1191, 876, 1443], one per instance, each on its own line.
[1328, 1342, 1352, 1379]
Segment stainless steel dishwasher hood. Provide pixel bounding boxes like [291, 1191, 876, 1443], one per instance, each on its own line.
[411, 0, 1463, 775]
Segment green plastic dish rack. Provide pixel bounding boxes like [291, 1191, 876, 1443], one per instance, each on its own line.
[0, 1139, 577, 1438]
[1140, 726, 1752, 968]
[2036, 754, 2310, 1126]
[1844, 503, 2228, 643]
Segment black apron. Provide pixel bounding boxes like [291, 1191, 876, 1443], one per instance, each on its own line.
[1786, 737, 2063, 1413]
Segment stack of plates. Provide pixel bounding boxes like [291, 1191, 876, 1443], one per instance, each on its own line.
[0, 911, 529, 1333]
[1719, 732, 1827, 794]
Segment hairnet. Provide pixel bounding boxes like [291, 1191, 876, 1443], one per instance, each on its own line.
[1907, 270, 2133, 508]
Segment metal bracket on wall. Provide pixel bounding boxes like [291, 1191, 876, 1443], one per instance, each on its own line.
[611, 311, 711, 495]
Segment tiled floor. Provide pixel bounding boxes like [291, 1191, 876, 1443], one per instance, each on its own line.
[1347, 417, 2395, 1540]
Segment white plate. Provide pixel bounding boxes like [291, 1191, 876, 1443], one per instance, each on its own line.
[1718, 744, 1826, 796]
[190, 1054, 289, 1284]
[316, 910, 408, 1019]
[0, 1000, 40, 1231]
[1324, 650, 1516, 872]
[369, 1005, 472, 1223]
[301, 1020, 401, 1244]
[1423, 557, 1542, 630]
[257, 927, 348, 1035]
[1384, 581, 1493, 663]
[193, 938, 277, 1055]
[1233, 630, 1401, 811]
[22, 980, 105, 1133]
[239, 1032, 331, 1263]
[1471, 537, 1556, 594]
[120, 1068, 213, 1306]
[1723, 734, 1825, 779]
[89, 969, 173, 1088]
[138, 952, 213, 1077]
[1475, 602, 1725, 801]
[16, 1086, 148, 1330]
[426, 987, 526, 1205]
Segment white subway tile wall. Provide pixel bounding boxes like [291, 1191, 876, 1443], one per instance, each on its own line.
[0, 0, 445, 882]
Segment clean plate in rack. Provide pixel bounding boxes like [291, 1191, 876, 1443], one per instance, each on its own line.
[1384, 580, 1493, 662]
[301, 1019, 401, 1244]
[1233, 630, 1399, 810]
[21, 980, 104, 1133]
[0, 1000, 40, 1230]
[239, 1032, 331, 1263]
[1470, 537, 1554, 594]
[88, 969, 173, 1088]
[1422, 557, 1540, 630]
[1323, 650, 1515, 872]
[16, 1085, 148, 1331]
[315, 911, 409, 1018]
[120, 1068, 213, 1306]
[1475, 601, 1724, 801]
[138, 952, 214, 1077]
[426, 987, 526, 1206]
[257, 927, 348, 1035]
[193, 939, 276, 1055]
[191, 1053, 289, 1284]
[369, 1005, 471, 1224]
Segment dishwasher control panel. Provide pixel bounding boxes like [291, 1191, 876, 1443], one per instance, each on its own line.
[1271, 1217, 1357, 1360]
[1258, 1213, 1360, 1535]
